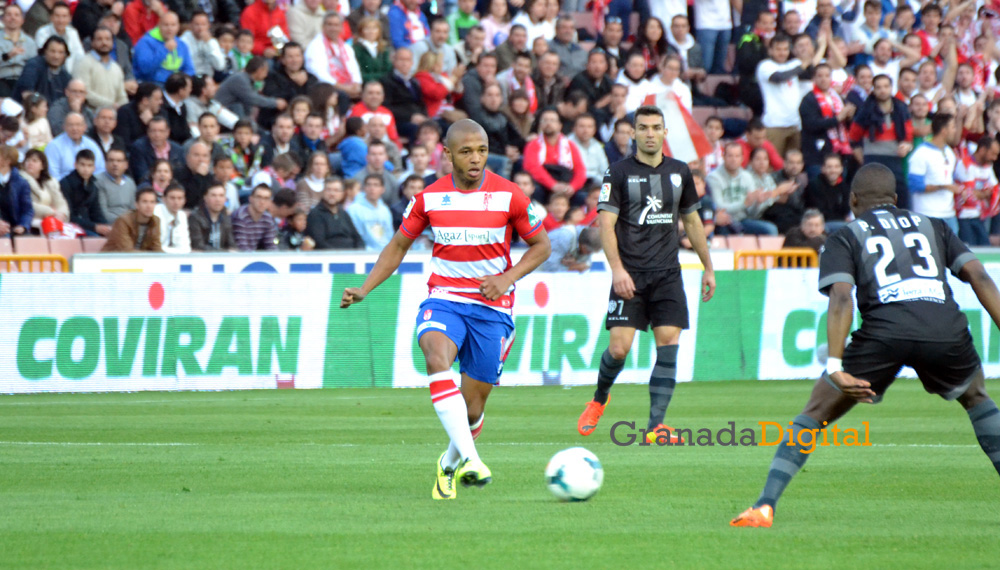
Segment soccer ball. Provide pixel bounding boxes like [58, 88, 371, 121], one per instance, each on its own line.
[545, 447, 604, 501]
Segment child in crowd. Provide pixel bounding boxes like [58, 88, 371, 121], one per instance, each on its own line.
[230, 30, 255, 73]
[338, 116, 369, 178]
[279, 210, 315, 251]
[22, 94, 52, 150]
[543, 193, 571, 231]
[703, 116, 725, 174]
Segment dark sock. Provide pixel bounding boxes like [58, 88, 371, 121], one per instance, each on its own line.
[754, 414, 821, 510]
[593, 349, 625, 405]
[647, 345, 678, 429]
[968, 399, 1000, 477]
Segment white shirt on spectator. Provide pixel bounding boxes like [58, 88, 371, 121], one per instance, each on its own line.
[304, 34, 363, 86]
[955, 152, 998, 219]
[694, 0, 732, 31]
[649, 0, 687, 32]
[569, 134, 609, 182]
[756, 58, 804, 128]
[35, 24, 85, 76]
[154, 203, 192, 254]
[870, 58, 902, 92]
[642, 76, 693, 112]
[909, 141, 957, 220]
[510, 13, 551, 46]
[615, 69, 650, 113]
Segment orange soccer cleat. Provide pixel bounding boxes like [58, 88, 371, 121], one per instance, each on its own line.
[577, 399, 608, 436]
[730, 505, 774, 528]
[645, 424, 685, 444]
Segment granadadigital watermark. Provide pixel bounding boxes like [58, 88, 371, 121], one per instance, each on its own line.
[609, 421, 872, 454]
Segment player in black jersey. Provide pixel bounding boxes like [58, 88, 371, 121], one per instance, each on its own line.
[577, 105, 716, 442]
[732, 163, 1000, 528]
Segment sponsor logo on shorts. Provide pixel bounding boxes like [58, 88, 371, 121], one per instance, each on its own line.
[423, 309, 433, 321]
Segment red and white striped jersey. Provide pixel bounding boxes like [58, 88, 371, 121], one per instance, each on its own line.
[399, 171, 544, 314]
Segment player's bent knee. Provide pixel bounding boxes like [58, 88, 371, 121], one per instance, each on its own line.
[607, 344, 630, 361]
[958, 378, 989, 410]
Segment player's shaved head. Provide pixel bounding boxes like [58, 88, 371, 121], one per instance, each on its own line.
[850, 163, 897, 215]
[445, 119, 488, 150]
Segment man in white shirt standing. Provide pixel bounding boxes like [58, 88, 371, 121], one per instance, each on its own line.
[907, 113, 960, 234]
[305, 12, 363, 100]
[154, 183, 192, 254]
[755, 33, 822, 158]
[868, 38, 922, 93]
[568, 113, 608, 185]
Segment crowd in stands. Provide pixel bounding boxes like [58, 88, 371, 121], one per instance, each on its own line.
[2, 0, 1000, 268]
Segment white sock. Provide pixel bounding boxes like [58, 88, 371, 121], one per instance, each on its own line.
[442, 442, 461, 470]
[429, 371, 479, 464]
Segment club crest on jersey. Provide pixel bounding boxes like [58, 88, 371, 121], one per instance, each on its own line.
[442, 195, 452, 206]
[599, 182, 611, 202]
[670, 173, 682, 188]
[423, 309, 433, 321]
[403, 197, 416, 218]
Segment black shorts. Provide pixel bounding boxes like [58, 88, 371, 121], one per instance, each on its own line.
[605, 269, 689, 331]
[827, 330, 982, 402]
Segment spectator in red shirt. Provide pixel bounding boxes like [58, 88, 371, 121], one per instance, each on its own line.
[523, 107, 587, 206]
[738, 119, 784, 171]
[240, 0, 290, 58]
[123, 0, 167, 46]
[347, 81, 401, 148]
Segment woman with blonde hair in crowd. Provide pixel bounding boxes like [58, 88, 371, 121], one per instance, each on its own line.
[21, 148, 69, 230]
[413, 51, 467, 123]
[296, 151, 332, 211]
[354, 17, 393, 84]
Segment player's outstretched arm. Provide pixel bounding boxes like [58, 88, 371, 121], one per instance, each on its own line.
[477, 229, 552, 300]
[680, 210, 715, 302]
[826, 282, 875, 402]
[599, 210, 635, 300]
[341, 230, 416, 308]
[960, 259, 1000, 329]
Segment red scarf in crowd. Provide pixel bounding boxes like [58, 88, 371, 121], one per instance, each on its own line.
[813, 84, 851, 155]
[323, 35, 353, 84]
[505, 71, 537, 114]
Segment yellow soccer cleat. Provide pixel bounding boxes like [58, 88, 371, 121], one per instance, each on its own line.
[730, 505, 774, 528]
[432, 453, 457, 500]
[455, 457, 492, 488]
[645, 424, 685, 444]
[578, 399, 608, 436]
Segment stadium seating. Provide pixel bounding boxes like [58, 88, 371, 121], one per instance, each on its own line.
[81, 238, 108, 253]
[734, 248, 818, 269]
[0, 238, 11, 255]
[0, 254, 69, 272]
[48, 239, 84, 259]
[12, 236, 49, 255]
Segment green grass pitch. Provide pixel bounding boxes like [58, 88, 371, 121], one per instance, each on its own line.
[2, 380, 999, 569]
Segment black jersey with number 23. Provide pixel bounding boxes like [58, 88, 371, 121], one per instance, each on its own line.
[818, 206, 977, 341]
[596, 155, 700, 273]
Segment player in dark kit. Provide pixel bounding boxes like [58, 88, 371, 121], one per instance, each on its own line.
[577, 105, 716, 443]
[732, 163, 1000, 528]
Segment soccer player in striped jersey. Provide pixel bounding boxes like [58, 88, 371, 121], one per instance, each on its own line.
[340, 119, 551, 500]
